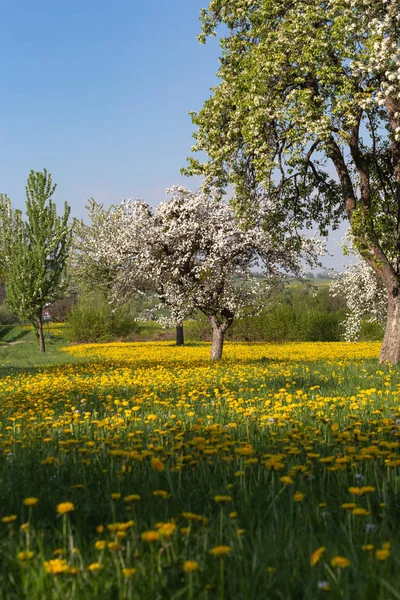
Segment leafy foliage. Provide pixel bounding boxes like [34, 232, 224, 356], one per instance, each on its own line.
[185, 0, 400, 361]
[3, 170, 72, 349]
[69, 199, 118, 300]
[66, 292, 141, 343]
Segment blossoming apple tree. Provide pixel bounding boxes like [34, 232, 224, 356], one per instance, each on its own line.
[330, 242, 387, 340]
[102, 186, 323, 359]
[184, 0, 400, 363]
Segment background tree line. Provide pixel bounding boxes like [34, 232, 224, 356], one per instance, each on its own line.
[0, 167, 386, 356]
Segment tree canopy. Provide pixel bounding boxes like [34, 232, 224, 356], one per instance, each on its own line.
[100, 186, 322, 359]
[184, 0, 400, 362]
[4, 170, 72, 352]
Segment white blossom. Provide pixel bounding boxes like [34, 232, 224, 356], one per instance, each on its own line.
[330, 234, 387, 340]
[99, 186, 323, 355]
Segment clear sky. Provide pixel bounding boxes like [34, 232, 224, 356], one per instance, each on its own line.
[0, 0, 348, 269]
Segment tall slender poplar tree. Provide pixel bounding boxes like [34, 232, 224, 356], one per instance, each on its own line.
[5, 169, 72, 352]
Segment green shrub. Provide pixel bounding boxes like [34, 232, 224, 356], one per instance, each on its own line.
[358, 319, 384, 341]
[0, 303, 20, 325]
[65, 294, 141, 343]
[185, 286, 345, 343]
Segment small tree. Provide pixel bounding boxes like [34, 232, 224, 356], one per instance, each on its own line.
[5, 170, 72, 352]
[104, 186, 322, 359]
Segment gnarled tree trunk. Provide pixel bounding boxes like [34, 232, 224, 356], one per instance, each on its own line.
[209, 312, 234, 360]
[211, 325, 224, 360]
[176, 324, 184, 346]
[380, 286, 400, 364]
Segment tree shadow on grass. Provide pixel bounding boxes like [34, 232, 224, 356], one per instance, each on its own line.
[0, 326, 31, 343]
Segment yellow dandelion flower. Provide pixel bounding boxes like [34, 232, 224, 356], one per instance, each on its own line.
[331, 556, 351, 568]
[17, 551, 34, 561]
[158, 522, 177, 537]
[43, 558, 69, 574]
[152, 490, 169, 499]
[348, 487, 363, 496]
[280, 476, 294, 485]
[151, 457, 165, 471]
[375, 549, 390, 560]
[94, 540, 107, 550]
[122, 568, 137, 577]
[209, 545, 231, 557]
[180, 527, 190, 535]
[108, 542, 120, 551]
[310, 546, 326, 566]
[214, 495, 232, 503]
[360, 486, 376, 494]
[56, 502, 74, 515]
[124, 494, 141, 502]
[87, 562, 103, 572]
[23, 497, 38, 507]
[1, 515, 17, 524]
[141, 530, 160, 542]
[183, 560, 199, 573]
[352, 508, 370, 516]
[293, 491, 305, 502]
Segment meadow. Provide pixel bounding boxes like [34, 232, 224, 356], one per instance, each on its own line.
[1, 338, 400, 599]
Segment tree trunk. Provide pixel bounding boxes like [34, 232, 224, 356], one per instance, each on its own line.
[211, 325, 224, 360]
[380, 290, 400, 363]
[208, 312, 234, 360]
[176, 324, 184, 346]
[37, 315, 46, 353]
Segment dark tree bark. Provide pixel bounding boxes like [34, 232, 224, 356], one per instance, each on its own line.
[176, 324, 184, 346]
[328, 109, 400, 364]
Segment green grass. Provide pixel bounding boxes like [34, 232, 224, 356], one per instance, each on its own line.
[0, 325, 81, 370]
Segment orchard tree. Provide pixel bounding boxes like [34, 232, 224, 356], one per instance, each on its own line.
[104, 186, 322, 360]
[185, 0, 400, 363]
[5, 170, 72, 352]
[330, 237, 387, 340]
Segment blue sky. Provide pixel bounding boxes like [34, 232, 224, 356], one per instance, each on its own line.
[0, 0, 347, 269]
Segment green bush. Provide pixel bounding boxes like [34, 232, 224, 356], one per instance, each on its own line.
[358, 319, 384, 341]
[0, 303, 20, 325]
[185, 286, 346, 343]
[65, 294, 142, 343]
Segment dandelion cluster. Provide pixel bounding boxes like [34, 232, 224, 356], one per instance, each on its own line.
[1, 341, 400, 598]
